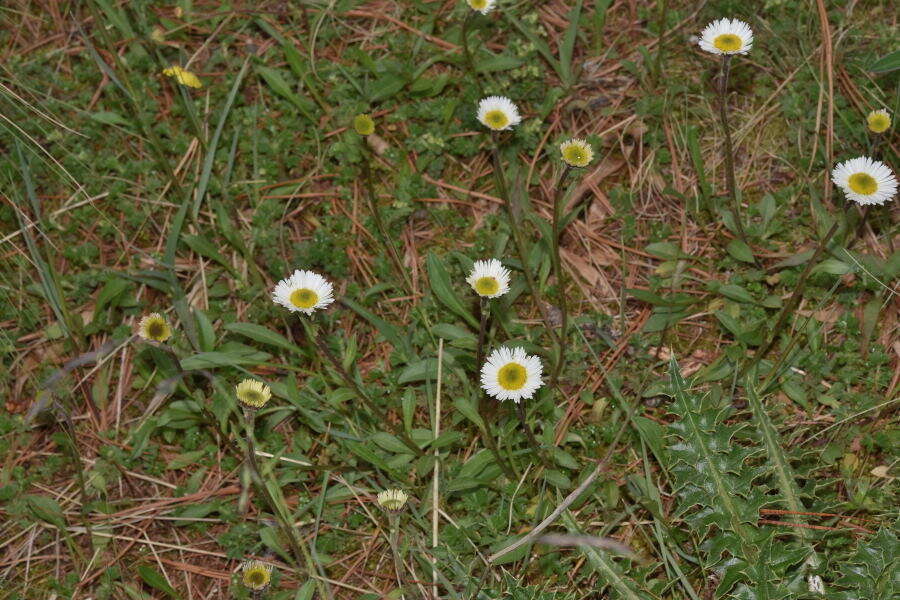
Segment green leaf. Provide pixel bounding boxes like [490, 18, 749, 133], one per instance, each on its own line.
[181, 234, 239, 277]
[180, 348, 271, 370]
[397, 358, 439, 383]
[25, 495, 67, 529]
[644, 241, 692, 260]
[727, 239, 755, 263]
[869, 49, 900, 73]
[426, 253, 478, 328]
[225, 322, 302, 354]
[370, 432, 412, 454]
[137, 565, 181, 600]
[256, 65, 315, 116]
[717, 284, 756, 304]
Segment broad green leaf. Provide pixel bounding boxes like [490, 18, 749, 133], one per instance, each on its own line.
[137, 565, 181, 600]
[727, 239, 755, 263]
[25, 495, 67, 529]
[869, 49, 900, 73]
[225, 322, 302, 354]
[426, 253, 478, 328]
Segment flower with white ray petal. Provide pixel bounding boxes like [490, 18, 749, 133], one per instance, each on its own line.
[272, 270, 334, 315]
[466, 259, 510, 298]
[477, 96, 521, 131]
[831, 156, 897, 206]
[698, 18, 753, 55]
[481, 346, 543, 402]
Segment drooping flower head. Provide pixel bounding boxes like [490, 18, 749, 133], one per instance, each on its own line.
[698, 18, 753, 55]
[272, 270, 334, 315]
[477, 96, 521, 131]
[467, 0, 497, 14]
[466, 259, 511, 298]
[162, 65, 202, 88]
[831, 157, 897, 206]
[353, 113, 375, 135]
[866, 109, 891, 134]
[137, 313, 171, 342]
[481, 347, 543, 402]
[377, 488, 409, 512]
[241, 560, 273, 591]
[236, 379, 272, 410]
[559, 138, 594, 168]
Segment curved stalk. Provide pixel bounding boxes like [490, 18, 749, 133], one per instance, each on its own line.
[717, 55, 749, 246]
[550, 166, 572, 386]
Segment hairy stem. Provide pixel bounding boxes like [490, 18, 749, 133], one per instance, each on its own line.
[742, 219, 841, 376]
[516, 401, 551, 468]
[304, 318, 423, 456]
[460, 11, 485, 96]
[550, 166, 572, 387]
[475, 296, 489, 372]
[718, 55, 749, 246]
[488, 132, 561, 350]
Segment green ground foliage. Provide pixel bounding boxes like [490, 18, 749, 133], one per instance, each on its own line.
[0, 0, 897, 598]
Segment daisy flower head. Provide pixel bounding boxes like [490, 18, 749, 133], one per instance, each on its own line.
[241, 560, 273, 591]
[353, 113, 375, 135]
[272, 270, 334, 315]
[466, 259, 511, 298]
[481, 347, 543, 402]
[137, 313, 171, 342]
[698, 18, 753, 55]
[162, 65, 202, 88]
[467, 0, 497, 14]
[376, 488, 409, 512]
[831, 157, 897, 206]
[866, 109, 891, 134]
[236, 379, 271, 410]
[560, 138, 594, 168]
[477, 96, 521, 131]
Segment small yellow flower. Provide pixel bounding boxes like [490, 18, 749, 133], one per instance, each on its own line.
[236, 379, 271, 410]
[559, 138, 594, 168]
[162, 65, 202, 89]
[866, 109, 891, 134]
[377, 488, 409, 511]
[241, 560, 273, 591]
[353, 114, 375, 135]
[137, 313, 171, 342]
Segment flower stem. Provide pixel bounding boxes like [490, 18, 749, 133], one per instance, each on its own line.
[717, 55, 749, 247]
[516, 401, 551, 468]
[478, 398, 518, 480]
[242, 411, 328, 600]
[475, 296, 489, 372]
[360, 146, 415, 296]
[303, 317, 423, 456]
[460, 12, 485, 96]
[387, 513, 406, 599]
[550, 166, 572, 387]
[488, 132, 561, 350]
[741, 219, 841, 377]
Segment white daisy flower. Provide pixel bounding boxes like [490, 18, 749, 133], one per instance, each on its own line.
[831, 157, 897, 206]
[477, 96, 521, 131]
[698, 18, 753, 55]
[480, 347, 543, 402]
[559, 138, 594, 168]
[466, 259, 511, 298]
[866, 109, 891, 134]
[467, 0, 497, 14]
[376, 488, 409, 511]
[272, 269, 335, 314]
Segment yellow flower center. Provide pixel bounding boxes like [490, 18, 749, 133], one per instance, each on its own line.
[290, 288, 319, 309]
[243, 569, 268, 588]
[867, 114, 890, 133]
[497, 363, 527, 391]
[469, 0, 488, 9]
[713, 33, 742, 52]
[563, 146, 587, 166]
[147, 321, 166, 340]
[848, 172, 877, 195]
[474, 276, 499, 296]
[241, 390, 262, 405]
[484, 109, 509, 130]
